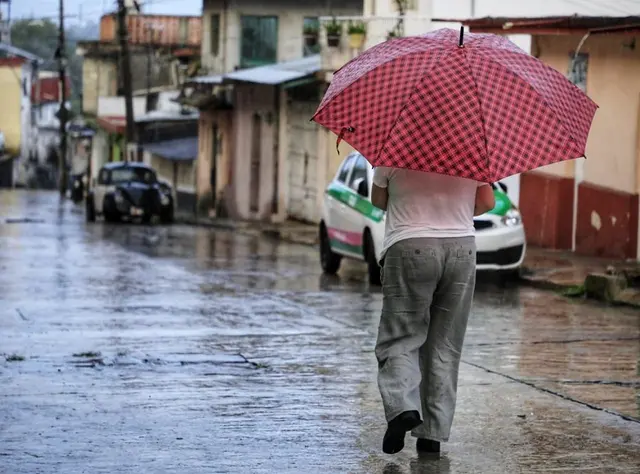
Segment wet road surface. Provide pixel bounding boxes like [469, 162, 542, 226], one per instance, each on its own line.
[1, 191, 639, 474]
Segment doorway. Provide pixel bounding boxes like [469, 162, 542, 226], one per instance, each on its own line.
[249, 113, 261, 214]
[210, 124, 218, 211]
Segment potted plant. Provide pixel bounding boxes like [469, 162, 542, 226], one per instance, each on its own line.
[325, 19, 342, 48]
[304, 24, 319, 48]
[347, 21, 367, 49]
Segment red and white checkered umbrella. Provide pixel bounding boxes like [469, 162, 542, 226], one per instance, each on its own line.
[311, 28, 598, 182]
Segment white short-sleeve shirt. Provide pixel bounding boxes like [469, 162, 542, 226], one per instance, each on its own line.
[373, 167, 484, 258]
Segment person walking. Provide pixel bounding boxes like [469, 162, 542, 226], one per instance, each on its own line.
[311, 27, 597, 453]
[371, 167, 495, 455]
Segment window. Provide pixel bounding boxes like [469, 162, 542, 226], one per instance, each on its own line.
[110, 167, 157, 184]
[240, 15, 278, 68]
[210, 14, 220, 56]
[348, 156, 368, 192]
[337, 154, 357, 183]
[568, 53, 588, 92]
[303, 17, 320, 57]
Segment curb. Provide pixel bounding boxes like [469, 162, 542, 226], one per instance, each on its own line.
[518, 275, 574, 293]
[520, 273, 640, 309]
[176, 216, 320, 247]
[175, 215, 241, 231]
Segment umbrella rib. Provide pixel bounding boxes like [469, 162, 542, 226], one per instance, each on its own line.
[374, 49, 448, 164]
[460, 51, 493, 183]
[472, 48, 591, 156]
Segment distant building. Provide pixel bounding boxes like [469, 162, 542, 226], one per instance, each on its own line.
[77, 13, 202, 118]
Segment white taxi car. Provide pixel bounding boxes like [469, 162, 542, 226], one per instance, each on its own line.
[319, 152, 526, 284]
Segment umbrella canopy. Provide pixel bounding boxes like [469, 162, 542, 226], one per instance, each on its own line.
[312, 28, 598, 182]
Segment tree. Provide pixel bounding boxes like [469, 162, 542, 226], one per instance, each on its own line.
[10, 18, 98, 112]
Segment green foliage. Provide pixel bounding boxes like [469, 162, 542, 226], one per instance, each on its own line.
[303, 24, 319, 35]
[348, 21, 366, 35]
[10, 19, 98, 113]
[324, 19, 343, 36]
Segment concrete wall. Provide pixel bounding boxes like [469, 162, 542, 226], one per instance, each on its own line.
[535, 34, 640, 190]
[89, 130, 110, 181]
[20, 63, 34, 162]
[201, 0, 363, 74]
[82, 57, 118, 116]
[196, 109, 233, 215]
[97, 96, 148, 117]
[230, 84, 278, 220]
[82, 54, 176, 117]
[0, 65, 23, 155]
[149, 153, 196, 194]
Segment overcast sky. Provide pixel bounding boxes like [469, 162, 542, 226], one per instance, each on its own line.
[6, 0, 640, 24]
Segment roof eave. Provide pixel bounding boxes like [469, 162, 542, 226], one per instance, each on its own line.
[462, 15, 640, 35]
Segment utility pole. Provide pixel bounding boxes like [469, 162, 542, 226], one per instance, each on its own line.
[146, 22, 152, 113]
[117, 0, 136, 159]
[58, 0, 68, 196]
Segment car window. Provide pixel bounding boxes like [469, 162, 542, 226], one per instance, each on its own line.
[337, 154, 356, 183]
[98, 169, 110, 185]
[348, 156, 369, 192]
[110, 167, 157, 184]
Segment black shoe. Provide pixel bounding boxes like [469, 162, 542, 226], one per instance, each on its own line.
[416, 438, 440, 453]
[382, 410, 422, 454]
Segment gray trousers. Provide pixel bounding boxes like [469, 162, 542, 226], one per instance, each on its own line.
[375, 237, 476, 443]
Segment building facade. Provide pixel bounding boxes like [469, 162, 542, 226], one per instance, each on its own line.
[192, 0, 363, 221]
[466, 16, 640, 260]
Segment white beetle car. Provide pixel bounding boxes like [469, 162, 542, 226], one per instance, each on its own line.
[319, 152, 526, 284]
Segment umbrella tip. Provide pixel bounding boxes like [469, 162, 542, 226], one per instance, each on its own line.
[459, 26, 465, 47]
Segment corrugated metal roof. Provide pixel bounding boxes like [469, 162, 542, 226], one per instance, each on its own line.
[142, 137, 198, 161]
[0, 43, 43, 63]
[223, 55, 321, 85]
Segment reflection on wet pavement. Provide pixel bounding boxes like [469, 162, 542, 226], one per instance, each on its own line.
[1, 191, 639, 473]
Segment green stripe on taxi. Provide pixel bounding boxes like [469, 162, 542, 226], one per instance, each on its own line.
[327, 183, 513, 220]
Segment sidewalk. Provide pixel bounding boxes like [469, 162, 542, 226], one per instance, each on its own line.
[521, 247, 640, 307]
[177, 214, 640, 307]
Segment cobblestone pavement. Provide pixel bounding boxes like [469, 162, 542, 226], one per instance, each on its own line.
[1, 191, 639, 474]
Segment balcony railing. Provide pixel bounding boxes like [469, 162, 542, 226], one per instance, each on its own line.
[318, 16, 434, 74]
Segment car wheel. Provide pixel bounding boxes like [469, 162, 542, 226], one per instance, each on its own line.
[85, 194, 96, 222]
[161, 202, 174, 224]
[320, 224, 341, 275]
[103, 195, 120, 223]
[364, 230, 381, 286]
[499, 268, 521, 283]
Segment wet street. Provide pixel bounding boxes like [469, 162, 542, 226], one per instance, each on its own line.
[1, 190, 639, 474]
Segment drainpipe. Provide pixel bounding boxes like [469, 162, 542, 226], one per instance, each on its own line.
[222, 0, 228, 73]
[569, 31, 590, 252]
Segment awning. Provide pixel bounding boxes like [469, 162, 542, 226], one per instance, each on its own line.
[142, 137, 198, 161]
[223, 55, 321, 86]
[188, 74, 224, 85]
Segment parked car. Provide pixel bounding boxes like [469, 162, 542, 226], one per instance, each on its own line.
[86, 162, 175, 224]
[319, 152, 526, 284]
